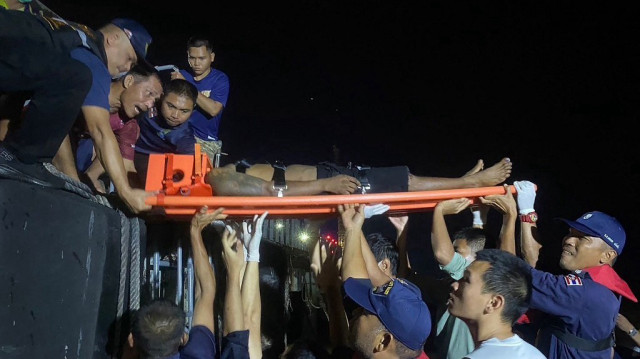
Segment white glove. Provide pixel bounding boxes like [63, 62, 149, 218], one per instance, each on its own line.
[514, 181, 536, 215]
[364, 204, 390, 219]
[242, 212, 268, 262]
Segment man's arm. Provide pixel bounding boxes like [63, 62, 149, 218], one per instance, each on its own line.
[195, 93, 223, 118]
[190, 206, 227, 333]
[360, 233, 392, 287]
[338, 204, 369, 281]
[221, 225, 245, 335]
[83, 106, 151, 213]
[431, 198, 471, 266]
[207, 170, 360, 196]
[478, 184, 518, 255]
[310, 241, 349, 350]
[389, 215, 410, 278]
[514, 181, 542, 266]
[240, 213, 268, 359]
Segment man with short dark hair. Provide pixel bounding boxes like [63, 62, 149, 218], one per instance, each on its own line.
[171, 36, 229, 162]
[447, 249, 545, 358]
[133, 79, 199, 181]
[366, 232, 399, 278]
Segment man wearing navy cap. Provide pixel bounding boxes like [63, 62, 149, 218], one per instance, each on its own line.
[0, 9, 154, 213]
[525, 210, 638, 359]
[338, 203, 431, 359]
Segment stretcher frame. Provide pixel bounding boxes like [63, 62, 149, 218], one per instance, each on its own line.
[144, 147, 518, 218]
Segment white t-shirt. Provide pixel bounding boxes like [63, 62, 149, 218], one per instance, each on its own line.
[464, 334, 545, 359]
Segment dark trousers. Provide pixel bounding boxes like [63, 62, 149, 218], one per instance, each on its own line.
[0, 9, 92, 163]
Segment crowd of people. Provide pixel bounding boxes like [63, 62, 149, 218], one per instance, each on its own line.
[1, 3, 640, 359]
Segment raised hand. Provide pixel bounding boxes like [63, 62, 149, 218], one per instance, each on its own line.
[310, 242, 342, 293]
[479, 184, 517, 216]
[241, 212, 268, 262]
[435, 198, 472, 216]
[191, 206, 227, 232]
[337, 203, 366, 231]
[513, 180, 537, 214]
[222, 226, 244, 273]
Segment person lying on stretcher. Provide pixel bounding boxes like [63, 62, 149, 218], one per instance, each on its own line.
[204, 157, 513, 196]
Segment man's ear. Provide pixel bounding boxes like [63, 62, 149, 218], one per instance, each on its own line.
[127, 333, 135, 348]
[373, 331, 393, 353]
[105, 31, 120, 48]
[123, 74, 135, 89]
[485, 294, 505, 314]
[378, 259, 390, 272]
[600, 249, 617, 265]
[210, 52, 216, 63]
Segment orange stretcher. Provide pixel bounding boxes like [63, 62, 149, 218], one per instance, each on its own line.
[144, 146, 519, 218]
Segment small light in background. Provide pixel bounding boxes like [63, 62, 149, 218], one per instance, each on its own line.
[298, 231, 310, 242]
[275, 220, 284, 230]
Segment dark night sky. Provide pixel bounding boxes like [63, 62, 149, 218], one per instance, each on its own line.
[45, 1, 640, 295]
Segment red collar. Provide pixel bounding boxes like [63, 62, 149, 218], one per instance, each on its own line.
[583, 265, 637, 302]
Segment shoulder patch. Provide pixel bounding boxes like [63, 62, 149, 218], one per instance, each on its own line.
[564, 274, 583, 286]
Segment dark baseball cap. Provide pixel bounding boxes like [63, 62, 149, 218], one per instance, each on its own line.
[110, 18, 153, 68]
[344, 277, 431, 351]
[558, 211, 626, 254]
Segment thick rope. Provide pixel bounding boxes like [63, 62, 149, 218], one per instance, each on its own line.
[112, 211, 131, 358]
[129, 217, 141, 312]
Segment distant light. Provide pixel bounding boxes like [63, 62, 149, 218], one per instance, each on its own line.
[275, 221, 284, 230]
[298, 232, 310, 242]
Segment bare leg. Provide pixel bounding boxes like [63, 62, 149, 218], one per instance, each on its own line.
[0, 119, 9, 141]
[52, 135, 80, 181]
[408, 158, 512, 191]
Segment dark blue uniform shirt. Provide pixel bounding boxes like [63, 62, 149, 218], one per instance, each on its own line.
[530, 268, 620, 359]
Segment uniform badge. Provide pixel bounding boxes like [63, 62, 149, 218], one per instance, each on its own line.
[564, 274, 583, 286]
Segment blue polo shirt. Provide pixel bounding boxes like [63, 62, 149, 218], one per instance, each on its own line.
[180, 68, 229, 141]
[135, 113, 195, 155]
[70, 47, 110, 110]
[529, 268, 619, 359]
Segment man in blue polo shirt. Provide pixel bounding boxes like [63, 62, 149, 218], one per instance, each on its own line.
[0, 9, 154, 213]
[527, 211, 638, 359]
[133, 79, 198, 181]
[171, 36, 229, 164]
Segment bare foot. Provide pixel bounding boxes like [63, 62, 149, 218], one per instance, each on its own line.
[464, 157, 512, 187]
[463, 159, 484, 176]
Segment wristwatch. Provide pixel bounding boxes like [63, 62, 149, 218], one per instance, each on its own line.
[630, 328, 639, 337]
[520, 212, 538, 223]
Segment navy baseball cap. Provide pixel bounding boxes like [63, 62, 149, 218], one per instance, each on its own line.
[110, 18, 152, 66]
[558, 211, 626, 254]
[344, 278, 431, 351]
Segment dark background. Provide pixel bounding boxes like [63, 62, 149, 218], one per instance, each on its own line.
[45, 0, 640, 315]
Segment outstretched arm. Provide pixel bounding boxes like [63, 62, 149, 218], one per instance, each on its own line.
[310, 241, 349, 350]
[207, 168, 361, 196]
[84, 106, 152, 213]
[431, 198, 471, 266]
[221, 226, 245, 335]
[514, 181, 542, 267]
[240, 212, 268, 359]
[388, 215, 410, 278]
[190, 206, 228, 333]
[478, 184, 518, 255]
[338, 204, 369, 281]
